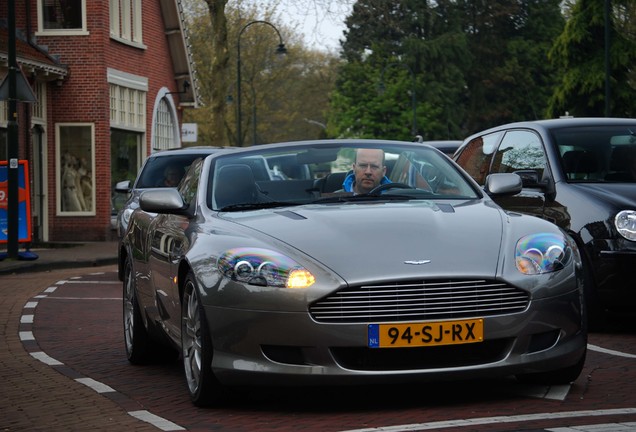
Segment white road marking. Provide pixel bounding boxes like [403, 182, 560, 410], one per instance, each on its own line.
[24, 301, 38, 308]
[339, 408, 636, 432]
[45, 297, 121, 301]
[19, 331, 34, 341]
[514, 383, 571, 400]
[547, 421, 636, 431]
[75, 377, 115, 394]
[30, 351, 63, 366]
[20, 314, 33, 324]
[128, 410, 186, 431]
[63, 280, 120, 284]
[589, 344, 636, 359]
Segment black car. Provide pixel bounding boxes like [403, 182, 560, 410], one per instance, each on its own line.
[454, 117, 636, 325]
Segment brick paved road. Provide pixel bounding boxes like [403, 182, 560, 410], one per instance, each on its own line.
[0, 265, 159, 431]
[3, 265, 636, 432]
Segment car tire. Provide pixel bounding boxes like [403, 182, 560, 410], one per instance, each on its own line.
[123, 257, 153, 364]
[181, 270, 223, 407]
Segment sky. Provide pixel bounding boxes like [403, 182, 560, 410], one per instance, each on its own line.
[248, 0, 354, 53]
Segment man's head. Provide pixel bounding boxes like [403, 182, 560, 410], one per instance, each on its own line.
[163, 166, 183, 187]
[352, 148, 386, 194]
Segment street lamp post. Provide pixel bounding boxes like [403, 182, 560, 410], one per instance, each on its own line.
[236, 20, 287, 146]
[379, 62, 418, 137]
[227, 80, 258, 145]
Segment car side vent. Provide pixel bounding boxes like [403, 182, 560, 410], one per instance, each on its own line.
[309, 279, 529, 324]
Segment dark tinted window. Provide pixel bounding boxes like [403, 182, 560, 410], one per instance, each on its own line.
[491, 130, 546, 179]
[455, 132, 502, 185]
[136, 153, 212, 188]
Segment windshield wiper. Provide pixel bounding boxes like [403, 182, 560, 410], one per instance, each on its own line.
[312, 194, 413, 204]
[219, 201, 303, 211]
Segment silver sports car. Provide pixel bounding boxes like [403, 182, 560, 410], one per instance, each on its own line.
[120, 139, 587, 407]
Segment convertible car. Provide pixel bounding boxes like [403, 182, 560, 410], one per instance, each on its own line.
[120, 139, 587, 406]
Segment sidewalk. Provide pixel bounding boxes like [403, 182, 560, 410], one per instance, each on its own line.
[0, 241, 119, 275]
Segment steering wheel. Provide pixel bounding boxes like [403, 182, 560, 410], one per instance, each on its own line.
[368, 182, 415, 194]
[420, 164, 442, 192]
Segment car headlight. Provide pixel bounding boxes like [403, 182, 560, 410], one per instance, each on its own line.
[217, 248, 315, 288]
[119, 208, 134, 233]
[515, 233, 571, 275]
[615, 210, 636, 241]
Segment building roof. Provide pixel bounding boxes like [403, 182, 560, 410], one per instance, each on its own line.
[0, 28, 68, 81]
[160, 0, 201, 108]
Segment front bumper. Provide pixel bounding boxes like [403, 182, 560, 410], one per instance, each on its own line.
[205, 289, 586, 386]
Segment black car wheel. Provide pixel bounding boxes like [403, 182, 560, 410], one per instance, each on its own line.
[123, 257, 153, 364]
[181, 271, 222, 406]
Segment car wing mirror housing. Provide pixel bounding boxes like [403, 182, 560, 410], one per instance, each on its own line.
[484, 173, 522, 196]
[513, 169, 556, 199]
[139, 188, 189, 215]
[115, 180, 132, 193]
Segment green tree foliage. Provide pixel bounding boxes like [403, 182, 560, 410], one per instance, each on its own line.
[330, 0, 469, 140]
[330, 0, 565, 138]
[460, 0, 564, 132]
[547, 0, 636, 117]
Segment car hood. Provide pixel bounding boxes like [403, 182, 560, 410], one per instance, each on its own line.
[568, 182, 636, 209]
[222, 201, 506, 284]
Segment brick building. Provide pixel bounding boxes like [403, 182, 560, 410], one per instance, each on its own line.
[0, 0, 199, 243]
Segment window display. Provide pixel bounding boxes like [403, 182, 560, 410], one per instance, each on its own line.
[57, 124, 95, 214]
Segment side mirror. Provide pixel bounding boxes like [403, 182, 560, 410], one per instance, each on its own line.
[139, 188, 188, 214]
[484, 173, 522, 196]
[114, 180, 132, 193]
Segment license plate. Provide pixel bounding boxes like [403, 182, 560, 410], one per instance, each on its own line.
[368, 318, 484, 348]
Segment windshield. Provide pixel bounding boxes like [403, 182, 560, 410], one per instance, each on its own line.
[206, 142, 479, 211]
[554, 125, 636, 183]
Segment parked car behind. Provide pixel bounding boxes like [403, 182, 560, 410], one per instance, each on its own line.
[114, 146, 228, 280]
[121, 138, 586, 406]
[453, 117, 636, 325]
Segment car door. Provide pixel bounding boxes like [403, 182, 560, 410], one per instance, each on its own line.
[147, 160, 202, 342]
[487, 129, 549, 222]
[457, 129, 558, 224]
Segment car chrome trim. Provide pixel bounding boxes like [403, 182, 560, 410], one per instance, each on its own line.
[309, 279, 529, 323]
[404, 260, 431, 265]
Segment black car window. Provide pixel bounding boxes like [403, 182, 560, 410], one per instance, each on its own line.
[491, 130, 546, 180]
[455, 131, 501, 185]
[136, 154, 207, 188]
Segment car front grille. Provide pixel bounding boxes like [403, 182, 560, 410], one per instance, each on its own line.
[309, 279, 529, 323]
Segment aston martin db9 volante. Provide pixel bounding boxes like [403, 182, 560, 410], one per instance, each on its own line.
[120, 139, 587, 406]
[453, 117, 636, 325]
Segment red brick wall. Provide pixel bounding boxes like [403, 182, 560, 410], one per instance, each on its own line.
[21, 1, 181, 241]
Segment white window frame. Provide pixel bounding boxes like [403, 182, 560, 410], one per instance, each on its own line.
[151, 89, 181, 152]
[109, 0, 145, 48]
[31, 82, 47, 124]
[108, 68, 147, 132]
[152, 97, 177, 151]
[36, 0, 89, 36]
